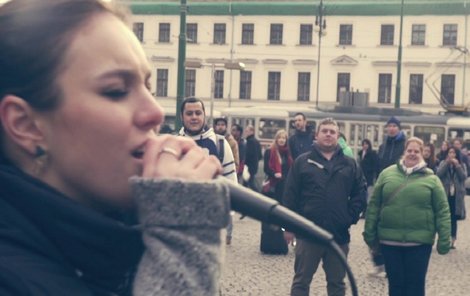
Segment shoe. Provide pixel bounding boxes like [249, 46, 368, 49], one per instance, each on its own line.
[226, 236, 232, 245]
[368, 265, 386, 278]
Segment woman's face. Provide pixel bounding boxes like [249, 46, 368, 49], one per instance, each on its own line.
[37, 13, 164, 209]
[422, 146, 431, 159]
[362, 141, 369, 150]
[403, 141, 423, 168]
[276, 134, 287, 147]
[441, 141, 449, 151]
[448, 149, 457, 159]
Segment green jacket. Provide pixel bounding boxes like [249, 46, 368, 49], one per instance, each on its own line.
[363, 164, 451, 254]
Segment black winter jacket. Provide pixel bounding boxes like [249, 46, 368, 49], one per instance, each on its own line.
[358, 149, 379, 186]
[245, 135, 262, 176]
[378, 131, 406, 173]
[288, 127, 314, 160]
[283, 144, 367, 244]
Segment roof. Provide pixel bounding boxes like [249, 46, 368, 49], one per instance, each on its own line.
[122, 1, 470, 16]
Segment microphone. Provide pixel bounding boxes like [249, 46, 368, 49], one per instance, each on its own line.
[218, 178, 334, 245]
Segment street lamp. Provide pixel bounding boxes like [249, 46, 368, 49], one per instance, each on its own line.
[315, 0, 326, 108]
[184, 60, 245, 124]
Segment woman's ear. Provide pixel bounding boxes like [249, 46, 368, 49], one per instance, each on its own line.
[0, 95, 46, 156]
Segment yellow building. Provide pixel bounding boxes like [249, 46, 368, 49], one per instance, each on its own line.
[123, 0, 470, 114]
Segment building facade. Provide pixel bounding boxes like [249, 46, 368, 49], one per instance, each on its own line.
[124, 0, 470, 114]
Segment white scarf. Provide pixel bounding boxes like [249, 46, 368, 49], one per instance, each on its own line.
[399, 159, 427, 175]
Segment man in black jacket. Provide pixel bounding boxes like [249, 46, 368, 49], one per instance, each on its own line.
[243, 125, 262, 191]
[378, 116, 406, 173]
[283, 117, 367, 296]
[288, 112, 314, 160]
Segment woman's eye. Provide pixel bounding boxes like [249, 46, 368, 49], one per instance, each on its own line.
[103, 89, 128, 100]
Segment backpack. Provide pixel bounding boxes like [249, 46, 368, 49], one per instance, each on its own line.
[215, 134, 225, 164]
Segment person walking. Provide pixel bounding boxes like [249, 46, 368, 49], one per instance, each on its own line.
[244, 125, 262, 191]
[283, 118, 367, 296]
[214, 117, 240, 175]
[436, 146, 467, 249]
[423, 143, 438, 173]
[230, 123, 247, 184]
[260, 129, 293, 254]
[358, 139, 379, 218]
[0, 1, 230, 295]
[179, 98, 237, 245]
[371, 116, 407, 276]
[364, 137, 451, 296]
[288, 112, 314, 160]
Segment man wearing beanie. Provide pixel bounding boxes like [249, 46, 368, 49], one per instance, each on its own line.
[369, 115, 407, 277]
[378, 116, 406, 172]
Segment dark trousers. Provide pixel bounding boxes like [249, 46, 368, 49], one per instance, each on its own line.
[381, 244, 432, 296]
[291, 239, 349, 296]
[448, 196, 458, 238]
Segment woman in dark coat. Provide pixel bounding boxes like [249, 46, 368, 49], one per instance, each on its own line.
[263, 129, 293, 203]
[260, 129, 293, 254]
[358, 139, 379, 187]
[423, 143, 438, 173]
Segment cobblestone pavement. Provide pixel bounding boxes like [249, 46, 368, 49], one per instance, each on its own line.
[220, 201, 470, 296]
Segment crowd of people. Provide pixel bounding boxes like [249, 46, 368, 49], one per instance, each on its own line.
[0, 1, 465, 296]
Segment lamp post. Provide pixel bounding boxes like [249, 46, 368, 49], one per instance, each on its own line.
[175, 0, 187, 131]
[185, 61, 245, 125]
[315, 0, 326, 108]
[394, 0, 404, 108]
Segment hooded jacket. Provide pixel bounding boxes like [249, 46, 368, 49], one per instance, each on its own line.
[178, 127, 237, 183]
[363, 164, 451, 254]
[0, 165, 230, 296]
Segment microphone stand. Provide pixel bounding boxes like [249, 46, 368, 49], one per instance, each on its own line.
[227, 182, 359, 296]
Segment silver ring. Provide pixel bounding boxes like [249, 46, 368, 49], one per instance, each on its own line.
[159, 147, 180, 158]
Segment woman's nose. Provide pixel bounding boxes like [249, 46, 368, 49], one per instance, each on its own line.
[134, 91, 164, 130]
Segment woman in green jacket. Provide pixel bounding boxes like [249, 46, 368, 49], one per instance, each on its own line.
[363, 137, 451, 296]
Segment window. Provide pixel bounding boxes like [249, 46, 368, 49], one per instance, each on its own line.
[270, 24, 283, 45]
[443, 24, 457, 46]
[336, 73, 350, 101]
[380, 25, 394, 45]
[411, 24, 426, 45]
[297, 72, 311, 101]
[268, 72, 281, 100]
[213, 23, 226, 45]
[299, 24, 313, 45]
[339, 24, 352, 45]
[132, 22, 144, 42]
[259, 118, 286, 140]
[187, 23, 198, 43]
[441, 74, 455, 105]
[185, 69, 196, 97]
[414, 126, 445, 147]
[158, 23, 170, 43]
[241, 23, 254, 45]
[214, 70, 224, 99]
[409, 74, 423, 104]
[378, 73, 392, 103]
[239, 70, 252, 99]
[156, 69, 168, 97]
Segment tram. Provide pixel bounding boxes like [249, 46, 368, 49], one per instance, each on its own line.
[217, 105, 470, 156]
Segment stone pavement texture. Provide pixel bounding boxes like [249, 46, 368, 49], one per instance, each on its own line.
[220, 202, 470, 296]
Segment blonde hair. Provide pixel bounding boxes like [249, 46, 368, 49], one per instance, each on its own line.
[272, 129, 288, 149]
[405, 136, 424, 153]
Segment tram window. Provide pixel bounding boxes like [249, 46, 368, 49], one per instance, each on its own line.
[449, 129, 470, 141]
[414, 126, 445, 146]
[259, 118, 286, 140]
[367, 125, 380, 148]
[231, 117, 255, 129]
[288, 120, 316, 137]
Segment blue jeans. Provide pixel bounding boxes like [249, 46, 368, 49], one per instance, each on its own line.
[381, 244, 432, 296]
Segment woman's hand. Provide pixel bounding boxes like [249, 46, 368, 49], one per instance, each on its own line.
[274, 172, 282, 179]
[141, 135, 222, 180]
